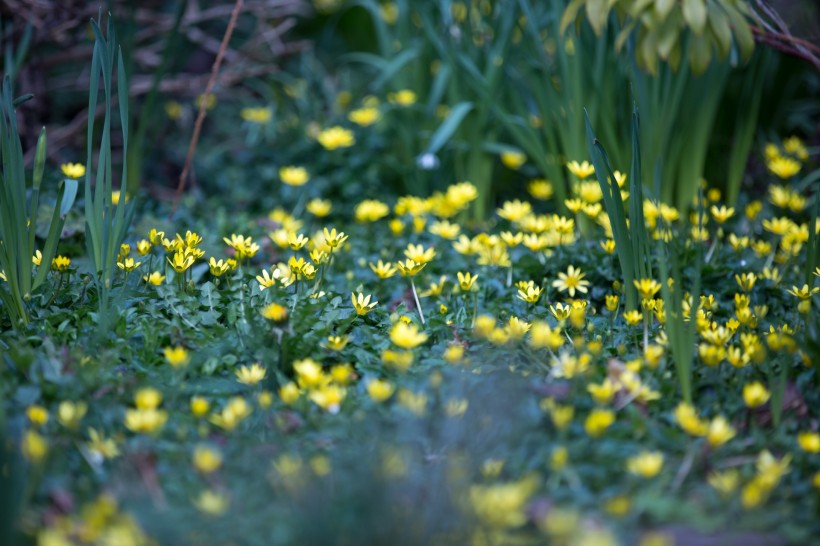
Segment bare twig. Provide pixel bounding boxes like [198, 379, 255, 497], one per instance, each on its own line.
[172, 0, 244, 217]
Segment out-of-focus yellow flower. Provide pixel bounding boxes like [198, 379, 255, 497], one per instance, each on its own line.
[193, 445, 222, 473]
[348, 107, 380, 126]
[566, 160, 595, 178]
[387, 89, 416, 106]
[626, 451, 664, 478]
[235, 363, 267, 386]
[367, 379, 395, 402]
[279, 166, 309, 187]
[240, 106, 272, 124]
[317, 126, 355, 150]
[390, 322, 428, 349]
[500, 150, 526, 170]
[61, 163, 86, 179]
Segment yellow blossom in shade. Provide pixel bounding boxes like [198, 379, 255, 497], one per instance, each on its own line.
[674, 402, 708, 436]
[352, 292, 378, 315]
[552, 265, 590, 297]
[309, 384, 346, 414]
[367, 379, 395, 402]
[623, 310, 643, 325]
[429, 220, 461, 239]
[57, 401, 87, 429]
[382, 349, 414, 371]
[443, 343, 465, 364]
[390, 321, 428, 349]
[322, 227, 349, 248]
[500, 150, 526, 169]
[317, 126, 355, 150]
[51, 255, 71, 272]
[257, 391, 273, 408]
[516, 281, 544, 303]
[86, 428, 120, 460]
[528, 178, 553, 200]
[456, 271, 478, 291]
[124, 408, 168, 434]
[397, 389, 427, 415]
[710, 205, 735, 223]
[387, 89, 416, 106]
[235, 363, 267, 385]
[279, 382, 301, 405]
[208, 258, 230, 277]
[135, 239, 151, 255]
[279, 166, 309, 186]
[22, 430, 48, 461]
[708, 469, 740, 496]
[404, 243, 436, 264]
[627, 451, 664, 478]
[633, 278, 661, 299]
[60, 163, 86, 178]
[240, 106, 272, 123]
[348, 106, 380, 126]
[787, 284, 820, 300]
[26, 405, 48, 427]
[355, 199, 390, 222]
[115, 256, 141, 272]
[767, 155, 801, 179]
[529, 321, 564, 351]
[707, 416, 736, 447]
[585, 408, 615, 437]
[261, 302, 288, 322]
[566, 160, 595, 178]
[587, 379, 616, 404]
[735, 272, 756, 292]
[369, 259, 397, 279]
[469, 474, 539, 529]
[210, 396, 252, 431]
[798, 432, 820, 453]
[743, 382, 770, 408]
[396, 258, 426, 276]
[143, 271, 165, 286]
[324, 335, 349, 351]
[288, 232, 309, 250]
[256, 269, 278, 290]
[164, 346, 190, 368]
[497, 199, 532, 222]
[306, 198, 332, 217]
[550, 302, 572, 321]
[191, 396, 210, 417]
[193, 445, 222, 473]
[194, 489, 229, 516]
[167, 251, 194, 273]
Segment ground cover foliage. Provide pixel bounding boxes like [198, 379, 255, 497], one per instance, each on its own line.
[2, 2, 820, 546]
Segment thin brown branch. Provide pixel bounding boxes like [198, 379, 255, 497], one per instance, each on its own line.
[172, 0, 244, 217]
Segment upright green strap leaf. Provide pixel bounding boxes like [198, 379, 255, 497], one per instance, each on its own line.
[424, 101, 474, 156]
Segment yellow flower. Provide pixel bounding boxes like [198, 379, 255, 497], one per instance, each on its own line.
[51, 255, 71, 272]
[193, 445, 222, 473]
[167, 251, 194, 273]
[516, 281, 543, 304]
[528, 179, 554, 200]
[404, 243, 436, 264]
[279, 166, 309, 187]
[352, 292, 378, 315]
[86, 428, 120, 460]
[443, 343, 465, 364]
[500, 150, 526, 170]
[566, 160, 595, 178]
[322, 227, 349, 248]
[235, 363, 267, 386]
[706, 416, 736, 447]
[429, 220, 461, 239]
[587, 379, 616, 404]
[626, 451, 664, 478]
[57, 401, 87, 429]
[367, 379, 395, 402]
[497, 199, 532, 222]
[387, 89, 416, 106]
[261, 302, 288, 322]
[279, 382, 301, 405]
[317, 126, 355, 150]
[674, 402, 708, 436]
[708, 469, 739, 496]
[209, 257, 230, 277]
[26, 405, 49, 427]
[355, 199, 390, 222]
[124, 408, 168, 434]
[116, 257, 141, 272]
[348, 107, 380, 126]
[623, 310, 643, 325]
[585, 408, 615, 437]
[22, 430, 48, 462]
[306, 198, 332, 217]
[143, 271, 165, 286]
[456, 271, 478, 291]
[194, 489, 229, 516]
[743, 382, 770, 408]
[710, 205, 735, 223]
[240, 106, 272, 123]
[324, 335, 349, 351]
[552, 265, 590, 297]
[633, 278, 661, 299]
[191, 396, 210, 417]
[787, 284, 819, 300]
[210, 396, 252, 431]
[767, 155, 800, 179]
[797, 431, 820, 453]
[390, 322, 428, 349]
[309, 384, 346, 413]
[164, 346, 190, 368]
[60, 163, 86, 179]
[369, 259, 397, 279]
[469, 475, 539, 529]
[396, 258, 426, 276]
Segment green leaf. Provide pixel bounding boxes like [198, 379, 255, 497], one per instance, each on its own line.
[423, 101, 473, 156]
[560, 0, 587, 35]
